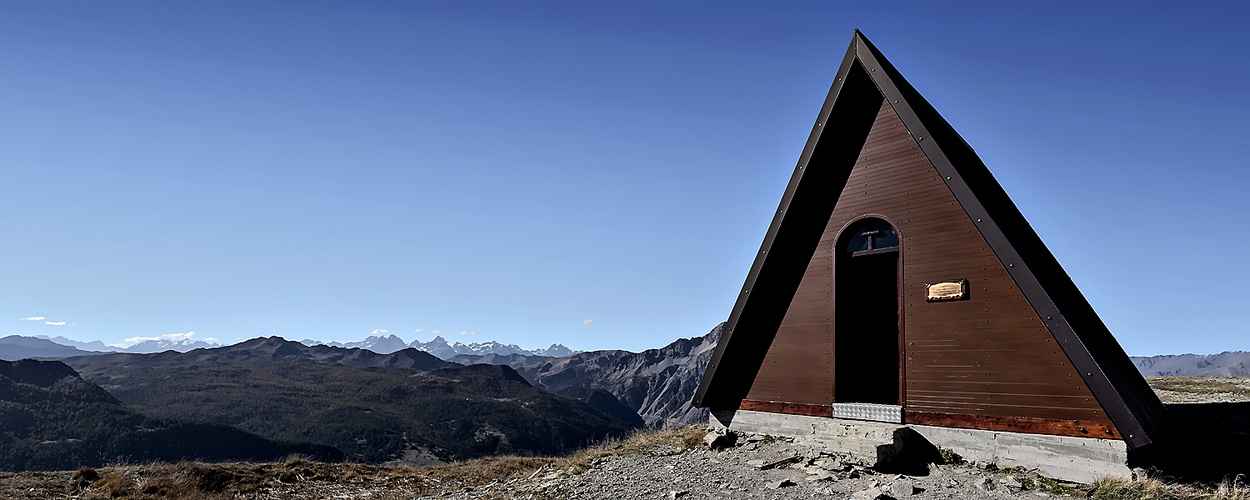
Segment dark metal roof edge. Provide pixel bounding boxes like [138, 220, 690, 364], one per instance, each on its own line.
[692, 34, 862, 408]
[851, 33, 1162, 448]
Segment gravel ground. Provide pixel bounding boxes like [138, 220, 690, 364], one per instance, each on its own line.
[0, 433, 1078, 499]
[421, 434, 1075, 500]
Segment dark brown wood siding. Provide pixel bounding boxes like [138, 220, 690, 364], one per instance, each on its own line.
[746, 101, 1112, 426]
[740, 242, 833, 404]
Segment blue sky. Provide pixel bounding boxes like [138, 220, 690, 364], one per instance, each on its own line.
[1, 1, 1246, 355]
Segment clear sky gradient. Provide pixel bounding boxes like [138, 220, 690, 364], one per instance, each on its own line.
[1, 1, 1246, 355]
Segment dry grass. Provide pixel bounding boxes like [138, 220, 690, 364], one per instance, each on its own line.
[555, 425, 706, 473]
[1018, 474, 1080, 496]
[43, 457, 550, 499]
[1089, 476, 1250, 500]
[2, 426, 709, 500]
[1148, 377, 1250, 397]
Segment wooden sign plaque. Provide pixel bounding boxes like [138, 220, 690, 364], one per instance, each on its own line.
[926, 279, 968, 302]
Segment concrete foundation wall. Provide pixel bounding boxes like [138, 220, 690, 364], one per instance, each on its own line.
[711, 409, 1129, 483]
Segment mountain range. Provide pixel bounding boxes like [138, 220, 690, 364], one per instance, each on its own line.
[1, 333, 576, 360]
[0, 325, 718, 471]
[13, 331, 1250, 379]
[0, 335, 220, 358]
[1131, 351, 1250, 377]
[301, 334, 577, 359]
[59, 337, 637, 464]
[7, 321, 1250, 475]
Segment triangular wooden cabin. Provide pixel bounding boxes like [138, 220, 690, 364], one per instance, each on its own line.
[694, 31, 1164, 481]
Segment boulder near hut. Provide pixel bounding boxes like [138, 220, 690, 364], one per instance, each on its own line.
[693, 31, 1164, 483]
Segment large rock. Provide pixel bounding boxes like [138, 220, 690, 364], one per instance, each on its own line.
[703, 429, 737, 450]
[889, 477, 917, 497]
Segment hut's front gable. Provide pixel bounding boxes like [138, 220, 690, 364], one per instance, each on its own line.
[693, 31, 1163, 453]
[743, 100, 1116, 438]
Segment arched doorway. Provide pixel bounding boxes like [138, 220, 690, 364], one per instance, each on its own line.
[834, 218, 901, 406]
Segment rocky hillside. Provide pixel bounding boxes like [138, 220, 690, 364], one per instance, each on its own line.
[456, 324, 723, 427]
[1132, 351, 1250, 377]
[0, 359, 340, 471]
[62, 338, 639, 464]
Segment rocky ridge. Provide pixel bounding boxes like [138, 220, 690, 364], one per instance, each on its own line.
[501, 323, 723, 427]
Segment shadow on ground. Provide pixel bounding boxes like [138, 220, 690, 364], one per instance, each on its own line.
[1132, 402, 1250, 481]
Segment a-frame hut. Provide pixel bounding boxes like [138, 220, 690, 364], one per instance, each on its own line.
[693, 31, 1164, 482]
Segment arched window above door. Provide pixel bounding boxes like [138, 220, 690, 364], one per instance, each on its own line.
[842, 220, 899, 256]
